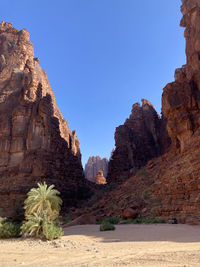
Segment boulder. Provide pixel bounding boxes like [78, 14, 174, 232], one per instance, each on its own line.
[122, 208, 138, 220]
[93, 170, 107, 185]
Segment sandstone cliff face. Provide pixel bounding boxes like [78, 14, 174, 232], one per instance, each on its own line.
[85, 156, 108, 181]
[107, 99, 170, 184]
[82, 0, 200, 224]
[93, 170, 107, 185]
[0, 21, 90, 217]
[162, 0, 200, 152]
[154, 0, 200, 223]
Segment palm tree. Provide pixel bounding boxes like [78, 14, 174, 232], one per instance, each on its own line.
[24, 182, 62, 217]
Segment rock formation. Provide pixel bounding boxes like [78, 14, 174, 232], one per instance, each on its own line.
[0, 21, 91, 217]
[93, 170, 107, 185]
[162, 0, 200, 153]
[85, 156, 108, 181]
[107, 99, 170, 184]
[81, 0, 200, 224]
[154, 0, 200, 223]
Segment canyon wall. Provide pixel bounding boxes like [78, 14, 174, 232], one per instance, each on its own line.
[153, 0, 200, 223]
[0, 21, 91, 217]
[83, 0, 200, 224]
[107, 99, 170, 185]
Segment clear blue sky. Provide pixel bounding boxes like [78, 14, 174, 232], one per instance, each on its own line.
[2, 0, 185, 166]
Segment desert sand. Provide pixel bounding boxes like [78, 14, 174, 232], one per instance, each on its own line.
[0, 224, 200, 267]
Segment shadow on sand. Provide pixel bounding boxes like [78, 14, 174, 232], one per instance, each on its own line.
[63, 224, 200, 243]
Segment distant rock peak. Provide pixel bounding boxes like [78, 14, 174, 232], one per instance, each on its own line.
[85, 156, 108, 181]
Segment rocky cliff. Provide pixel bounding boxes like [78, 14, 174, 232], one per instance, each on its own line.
[79, 0, 200, 224]
[107, 99, 170, 184]
[162, 0, 200, 152]
[93, 170, 107, 185]
[154, 0, 200, 223]
[85, 156, 108, 181]
[0, 21, 91, 217]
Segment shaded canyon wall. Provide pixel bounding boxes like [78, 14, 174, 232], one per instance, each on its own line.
[0, 21, 91, 217]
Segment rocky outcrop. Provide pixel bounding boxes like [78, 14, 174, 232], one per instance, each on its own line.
[107, 99, 170, 184]
[85, 156, 108, 181]
[93, 170, 107, 185]
[162, 0, 200, 152]
[154, 0, 200, 223]
[81, 0, 200, 224]
[0, 21, 91, 217]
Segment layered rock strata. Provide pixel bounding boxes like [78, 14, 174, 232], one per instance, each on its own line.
[0, 21, 90, 217]
[155, 0, 200, 222]
[162, 0, 200, 152]
[107, 99, 170, 184]
[82, 0, 200, 224]
[85, 156, 108, 181]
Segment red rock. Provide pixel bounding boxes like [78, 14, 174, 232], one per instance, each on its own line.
[85, 156, 108, 181]
[107, 99, 170, 184]
[0, 22, 91, 217]
[122, 208, 138, 220]
[93, 170, 107, 185]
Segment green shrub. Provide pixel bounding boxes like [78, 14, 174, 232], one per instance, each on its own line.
[121, 217, 165, 224]
[100, 222, 115, 231]
[43, 223, 63, 240]
[21, 212, 48, 238]
[21, 211, 63, 240]
[0, 221, 21, 239]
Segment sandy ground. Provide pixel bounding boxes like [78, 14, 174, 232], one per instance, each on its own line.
[0, 224, 200, 267]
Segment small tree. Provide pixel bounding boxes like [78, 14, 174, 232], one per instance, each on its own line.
[24, 182, 62, 217]
[21, 182, 63, 240]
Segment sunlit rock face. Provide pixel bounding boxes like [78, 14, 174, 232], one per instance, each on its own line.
[0, 21, 91, 217]
[162, 0, 200, 152]
[85, 156, 108, 181]
[69, 0, 200, 225]
[93, 170, 107, 185]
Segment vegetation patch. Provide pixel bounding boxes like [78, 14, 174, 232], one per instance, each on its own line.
[120, 217, 166, 224]
[100, 222, 115, 231]
[0, 218, 21, 239]
[21, 182, 63, 240]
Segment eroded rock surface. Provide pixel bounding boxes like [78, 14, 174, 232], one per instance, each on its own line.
[162, 0, 200, 152]
[82, 0, 200, 224]
[85, 156, 108, 181]
[107, 99, 170, 184]
[93, 170, 107, 185]
[0, 21, 90, 217]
